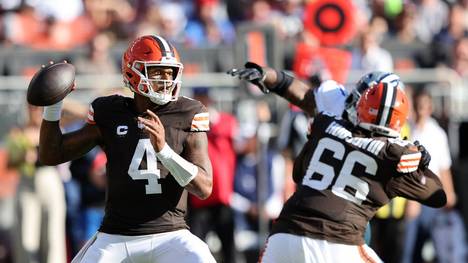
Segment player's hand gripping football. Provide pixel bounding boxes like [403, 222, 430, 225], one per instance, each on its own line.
[414, 140, 431, 169]
[227, 62, 269, 93]
[138, 109, 166, 152]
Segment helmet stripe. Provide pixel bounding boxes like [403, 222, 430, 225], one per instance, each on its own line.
[378, 83, 396, 126]
[167, 41, 175, 57]
[380, 74, 400, 88]
[375, 82, 388, 125]
[385, 85, 397, 126]
[151, 35, 174, 58]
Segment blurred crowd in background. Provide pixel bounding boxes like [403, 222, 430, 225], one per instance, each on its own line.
[0, 0, 467, 74]
[1, 0, 468, 262]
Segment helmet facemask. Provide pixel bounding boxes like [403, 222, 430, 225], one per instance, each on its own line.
[344, 89, 363, 126]
[127, 60, 183, 105]
[122, 35, 184, 105]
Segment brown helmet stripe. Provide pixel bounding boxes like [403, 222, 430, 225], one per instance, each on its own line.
[375, 82, 388, 125]
[385, 85, 397, 125]
[150, 35, 174, 58]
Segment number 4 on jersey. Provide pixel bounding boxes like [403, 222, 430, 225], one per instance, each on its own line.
[128, 139, 162, 194]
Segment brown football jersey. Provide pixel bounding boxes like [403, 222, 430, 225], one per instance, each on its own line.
[271, 112, 446, 245]
[86, 95, 209, 235]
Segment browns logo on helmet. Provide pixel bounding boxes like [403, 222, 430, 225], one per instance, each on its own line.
[356, 79, 409, 138]
[122, 35, 183, 105]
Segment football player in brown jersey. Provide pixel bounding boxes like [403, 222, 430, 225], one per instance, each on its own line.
[38, 35, 216, 263]
[229, 63, 446, 263]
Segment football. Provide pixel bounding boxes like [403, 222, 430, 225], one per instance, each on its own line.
[27, 61, 76, 106]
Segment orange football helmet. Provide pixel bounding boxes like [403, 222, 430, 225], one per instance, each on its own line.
[344, 71, 395, 125]
[356, 80, 409, 138]
[122, 35, 183, 105]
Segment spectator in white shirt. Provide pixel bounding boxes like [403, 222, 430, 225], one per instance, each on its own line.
[402, 88, 466, 263]
[351, 29, 394, 72]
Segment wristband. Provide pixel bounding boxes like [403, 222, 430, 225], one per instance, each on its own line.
[43, 100, 63, 121]
[156, 143, 198, 187]
[269, 70, 294, 96]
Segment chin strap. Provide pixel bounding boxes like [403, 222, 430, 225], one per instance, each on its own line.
[155, 143, 198, 186]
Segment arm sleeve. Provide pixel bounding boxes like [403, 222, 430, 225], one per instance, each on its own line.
[387, 168, 446, 208]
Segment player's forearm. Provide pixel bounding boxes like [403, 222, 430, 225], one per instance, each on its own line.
[156, 142, 213, 199]
[39, 120, 67, 165]
[184, 148, 213, 199]
[185, 169, 213, 200]
[38, 100, 69, 165]
[283, 83, 316, 115]
[263, 68, 316, 115]
[39, 121, 97, 165]
[183, 143, 213, 199]
[155, 131, 213, 199]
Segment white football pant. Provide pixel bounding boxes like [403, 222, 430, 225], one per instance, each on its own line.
[260, 233, 383, 263]
[72, 229, 216, 263]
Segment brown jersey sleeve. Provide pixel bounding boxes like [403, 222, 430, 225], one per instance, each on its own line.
[190, 111, 209, 132]
[86, 95, 123, 126]
[385, 141, 446, 208]
[162, 97, 209, 133]
[386, 168, 446, 207]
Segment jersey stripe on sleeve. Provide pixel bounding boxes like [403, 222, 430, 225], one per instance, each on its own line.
[190, 112, 209, 131]
[397, 152, 421, 173]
